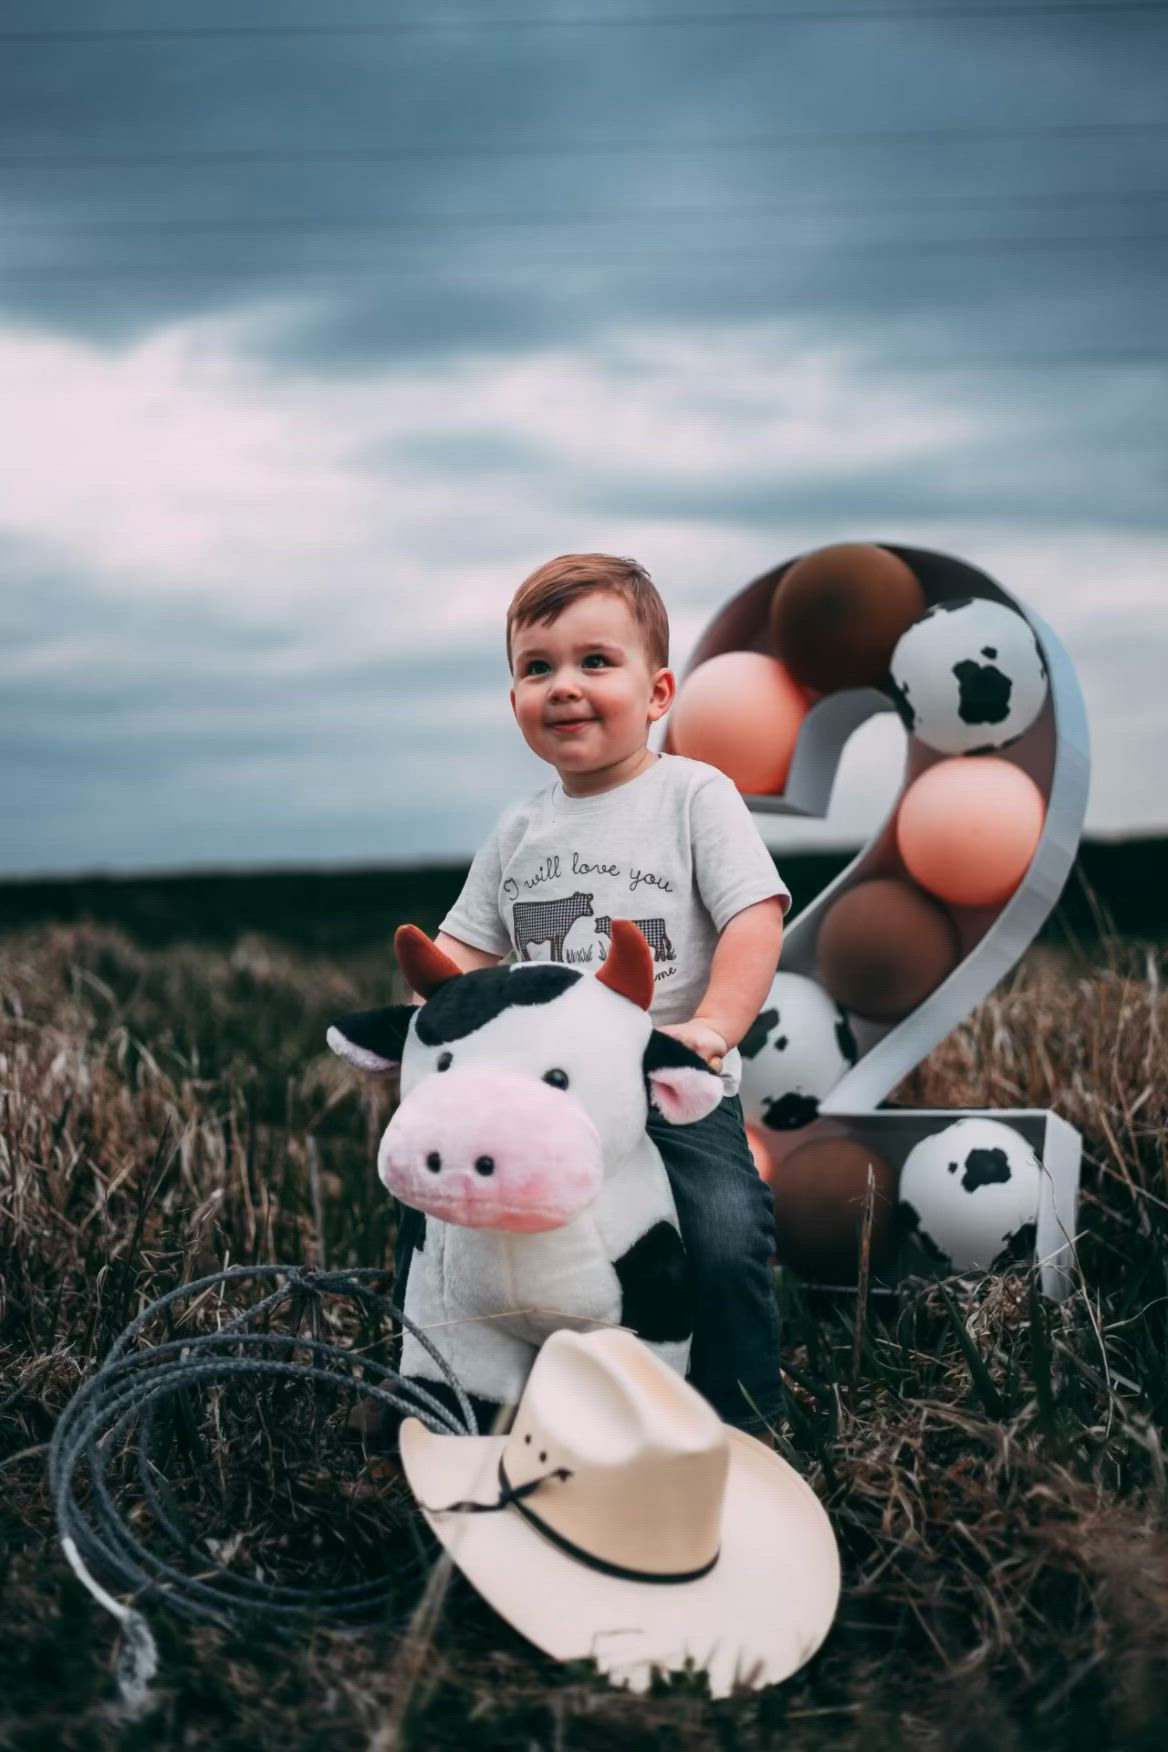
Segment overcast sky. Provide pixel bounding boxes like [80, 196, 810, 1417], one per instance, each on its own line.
[2, 0, 1166, 877]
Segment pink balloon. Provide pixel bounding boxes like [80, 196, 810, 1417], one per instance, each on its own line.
[896, 757, 1046, 908]
[745, 1124, 777, 1186]
[671, 652, 807, 794]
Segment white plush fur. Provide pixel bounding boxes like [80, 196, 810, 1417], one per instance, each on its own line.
[395, 968, 720, 1403]
[399, 1132, 691, 1401]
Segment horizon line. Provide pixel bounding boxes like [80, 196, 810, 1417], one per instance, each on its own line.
[0, 827, 1162, 889]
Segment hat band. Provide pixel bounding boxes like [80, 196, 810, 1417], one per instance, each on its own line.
[499, 1458, 720, 1586]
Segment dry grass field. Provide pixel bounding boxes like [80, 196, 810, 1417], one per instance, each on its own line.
[2, 916, 1166, 1749]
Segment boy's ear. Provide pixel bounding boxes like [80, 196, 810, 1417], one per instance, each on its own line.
[327, 1005, 414, 1074]
[648, 666, 676, 723]
[643, 1028, 724, 1125]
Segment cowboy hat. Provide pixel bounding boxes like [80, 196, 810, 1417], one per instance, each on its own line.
[399, 1327, 840, 1697]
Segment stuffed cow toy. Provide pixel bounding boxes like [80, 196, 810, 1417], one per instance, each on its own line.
[326, 920, 725, 1416]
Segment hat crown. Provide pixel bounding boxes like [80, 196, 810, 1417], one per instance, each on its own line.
[501, 1328, 728, 1578]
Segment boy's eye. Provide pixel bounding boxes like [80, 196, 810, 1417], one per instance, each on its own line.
[522, 654, 611, 676]
[437, 1051, 453, 1071]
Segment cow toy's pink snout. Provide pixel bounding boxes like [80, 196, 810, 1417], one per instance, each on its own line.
[378, 1066, 605, 1232]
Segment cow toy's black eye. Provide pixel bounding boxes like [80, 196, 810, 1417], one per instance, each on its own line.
[436, 1052, 453, 1071]
[543, 1068, 569, 1090]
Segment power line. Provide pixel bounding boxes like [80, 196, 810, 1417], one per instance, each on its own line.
[0, 335, 1161, 371]
[0, 299, 1159, 371]
[4, 187, 1168, 239]
[2, 120, 1165, 174]
[2, 2, 1166, 42]
[880, 348, 1168, 369]
[2, 228, 1166, 288]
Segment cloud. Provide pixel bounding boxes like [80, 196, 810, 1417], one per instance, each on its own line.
[2, 302, 1166, 875]
[1, 0, 1164, 366]
[4, 308, 1161, 646]
[0, 311, 982, 648]
[1, 3, 1165, 873]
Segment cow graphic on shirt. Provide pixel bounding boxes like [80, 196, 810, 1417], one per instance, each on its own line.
[512, 895, 677, 969]
[513, 892, 595, 960]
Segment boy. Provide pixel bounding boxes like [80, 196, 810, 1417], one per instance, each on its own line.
[403, 553, 790, 1433]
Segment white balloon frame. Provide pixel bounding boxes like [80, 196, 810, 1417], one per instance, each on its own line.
[688, 545, 1089, 1300]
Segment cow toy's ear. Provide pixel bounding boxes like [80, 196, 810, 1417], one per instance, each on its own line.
[643, 1029, 725, 1126]
[327, 1006, 414, 1075]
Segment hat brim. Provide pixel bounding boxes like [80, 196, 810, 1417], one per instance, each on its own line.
[400, 1418, 840, 1699]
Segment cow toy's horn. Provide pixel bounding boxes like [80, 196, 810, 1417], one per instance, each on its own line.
[595, 919, 655, 1011]
[394, 925, 464, 999]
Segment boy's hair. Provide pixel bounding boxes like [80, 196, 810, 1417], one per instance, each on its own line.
[506, 554, 670, 674]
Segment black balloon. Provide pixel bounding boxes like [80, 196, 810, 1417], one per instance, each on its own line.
[816, 877, 960, 1022]
[772, 1137, 899, 1284]
[769, 543, 926, 693]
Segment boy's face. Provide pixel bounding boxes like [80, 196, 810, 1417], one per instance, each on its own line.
[509, 591, 675, 782]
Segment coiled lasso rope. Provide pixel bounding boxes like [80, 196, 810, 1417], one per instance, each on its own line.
[48, 1264, 480, 1709]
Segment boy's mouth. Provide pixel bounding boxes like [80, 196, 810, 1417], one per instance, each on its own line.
[548, 717, 596, 733]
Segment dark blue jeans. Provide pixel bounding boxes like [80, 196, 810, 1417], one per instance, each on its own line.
[648, 1092, 783, 1433]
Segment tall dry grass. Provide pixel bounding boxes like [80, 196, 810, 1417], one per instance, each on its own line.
[1, 921, 1166, 1750]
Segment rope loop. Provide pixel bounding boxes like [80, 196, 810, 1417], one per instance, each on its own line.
[49, 1263, 478, 1628]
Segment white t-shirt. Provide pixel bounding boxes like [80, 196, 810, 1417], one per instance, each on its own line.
[439, 753, 791, 1097]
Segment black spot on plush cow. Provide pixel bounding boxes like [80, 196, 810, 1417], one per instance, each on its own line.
[326, 920, 724, 1418]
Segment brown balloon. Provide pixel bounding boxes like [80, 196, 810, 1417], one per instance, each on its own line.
[816, 877, 959, 1022]
[771, 1137, 899, 1284]
[769, 543, 926, 693]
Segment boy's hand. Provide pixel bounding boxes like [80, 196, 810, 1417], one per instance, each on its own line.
[656, 1018, 729, 1073]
